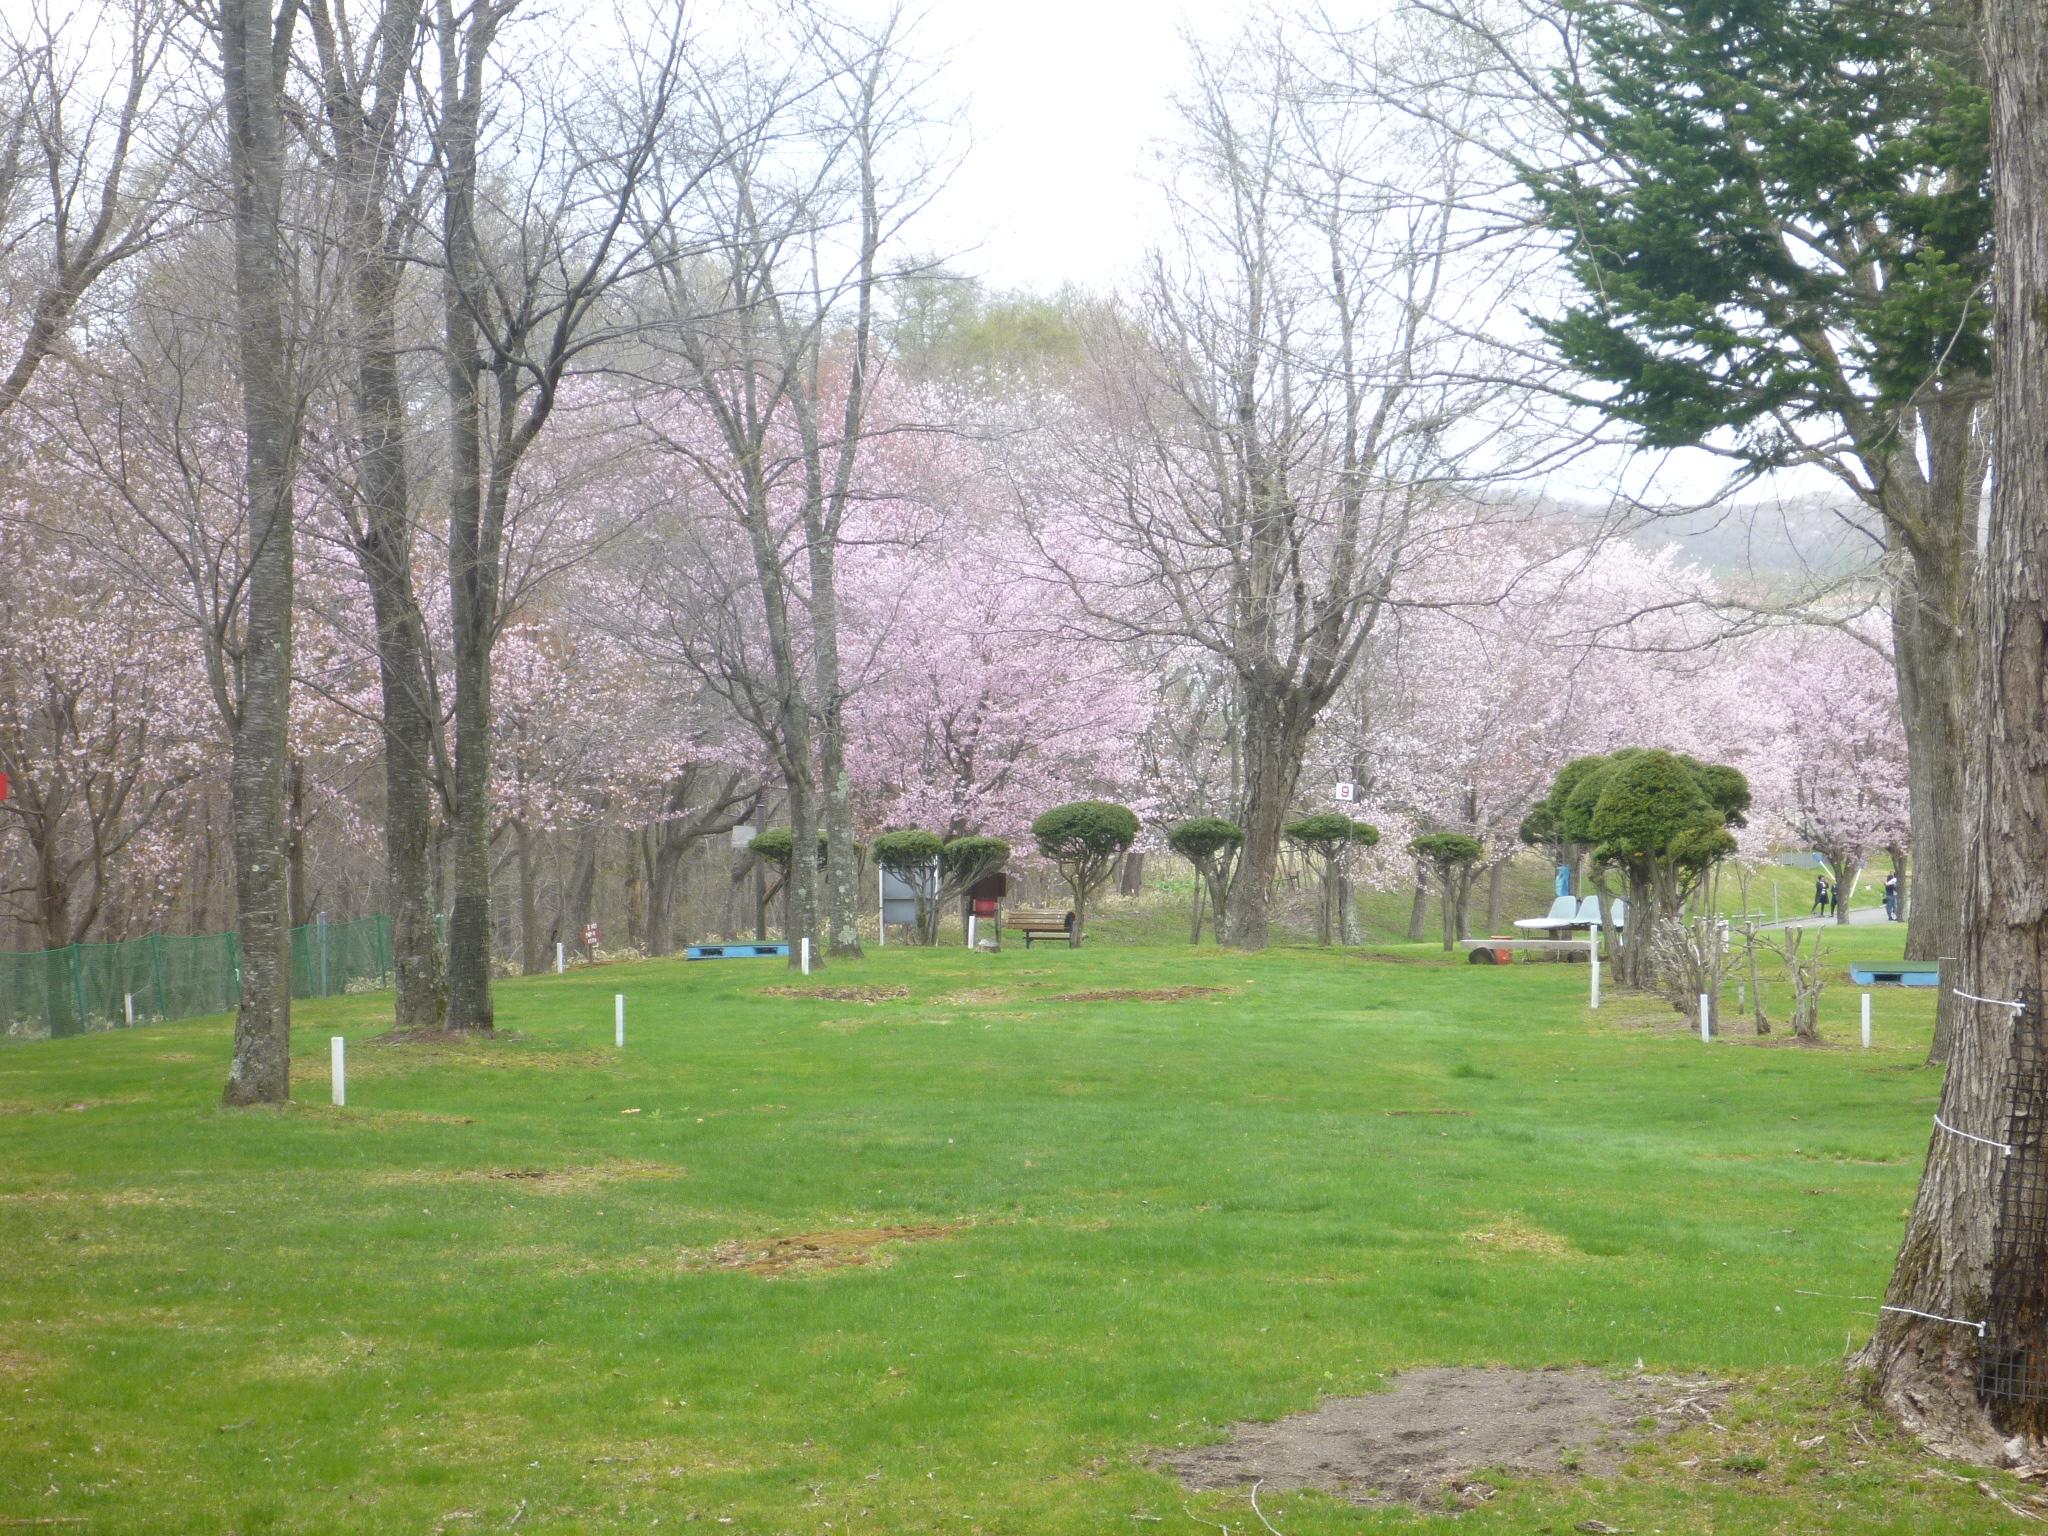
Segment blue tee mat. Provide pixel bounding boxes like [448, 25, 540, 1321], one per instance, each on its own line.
[685, 943, 790, 961]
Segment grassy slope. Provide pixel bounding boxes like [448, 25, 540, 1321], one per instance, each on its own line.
[0, 923, 2021, 1533]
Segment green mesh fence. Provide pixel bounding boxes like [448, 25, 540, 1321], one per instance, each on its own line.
[0, 915, 394, 1041]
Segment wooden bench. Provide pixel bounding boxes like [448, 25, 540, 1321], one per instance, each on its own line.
[1461, 937, 1591, 964]
[1009, 906, 1076, 948]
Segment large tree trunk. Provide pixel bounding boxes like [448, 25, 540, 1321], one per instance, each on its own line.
[321, 0, 447, 1028]
[438, 1, 500, 1032]
[1900, 545, 1973, 1059]
[1862, 14, 2048, 1456]
[514, 822, 543, 974]
[810, 549, 863, 960]
[562, 818, 601, 952]
[1486, 862, 1505, 932]
[286, 756, 310, 929]
[647, 835, 684, 956]
[1224, 696, 1306, 950]
[220, 0, 298, 1106]
[1407, 872, 1429, 942]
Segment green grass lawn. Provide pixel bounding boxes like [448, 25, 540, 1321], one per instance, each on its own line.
[0, 925, 2023, 1533]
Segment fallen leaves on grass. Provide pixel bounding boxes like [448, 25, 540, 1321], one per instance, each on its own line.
[694, 1223, 960, 1277]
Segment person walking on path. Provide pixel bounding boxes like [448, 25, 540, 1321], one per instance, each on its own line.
[1883, 870, 1901, 921]
[1812, 873, 1830, 915]
[1830, 879, 1845, 917]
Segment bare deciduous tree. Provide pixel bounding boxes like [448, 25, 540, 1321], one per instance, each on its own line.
[0, 0, 192, 423]
[1029, 25, 1528, 949]
[627, 2, 940, 968]
[426, 0, 688, 1030]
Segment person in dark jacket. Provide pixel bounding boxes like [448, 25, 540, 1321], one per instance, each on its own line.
[1884, 870, 1901, 921]
[1812, 873, 1830, 915]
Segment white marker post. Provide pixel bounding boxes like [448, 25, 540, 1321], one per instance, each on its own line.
[556, 942, 564, 975]
[614, 993, 625, 1048]
[1590, 945, 1601, 1010]
[800, 937, 811, 976]
[1699, 993, 1712, 1042]
[331, 1036, 346, 1106]
[878, 868, 887, 947]
[1862, 992, 1872, 1050]
[967, 915, 977, 950]
[124, 993, 134, 1027]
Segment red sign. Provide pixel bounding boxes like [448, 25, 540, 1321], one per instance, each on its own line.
[0, 772, 8, 801]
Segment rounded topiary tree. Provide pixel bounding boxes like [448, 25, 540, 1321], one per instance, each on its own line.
[871, 829, 944, 943]
[1030, 801, 1139, 947]
[1409, 831, 1484, 951]
[1586, 750, 1749, 989]
[1285, 813, 1380, 946]
[1167, 817, 1243, 944]
[938, 835, 1011, 945]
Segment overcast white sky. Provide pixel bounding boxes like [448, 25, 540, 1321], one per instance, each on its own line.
[842, 0, 1257, 293]
[820, 0, 1827, 515]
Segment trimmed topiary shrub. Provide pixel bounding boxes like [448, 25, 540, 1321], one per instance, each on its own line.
[1167, 817, 1243, 944]
[1286, 813, 1381, 946]
[1030, 801, 1140, 947]
[1409, 831, 1484, 951]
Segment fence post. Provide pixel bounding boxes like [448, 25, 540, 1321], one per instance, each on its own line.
[377, 914, 392, 981]
[69, 945, 86, 1032]
[151, 933, 167, 1019]
[226, 931, 241, 1008]
[317, 912, 330, 997]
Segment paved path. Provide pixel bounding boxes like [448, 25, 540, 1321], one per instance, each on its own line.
[1763, 904, 1896, 931]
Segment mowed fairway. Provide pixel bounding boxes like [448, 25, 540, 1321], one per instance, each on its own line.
[0, 931, 2024, 1533]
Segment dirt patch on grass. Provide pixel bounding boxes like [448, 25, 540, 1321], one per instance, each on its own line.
[1463, 1216, 1575, 1258]
[1166, 1367, 1722, 1509]
[931, 987, 1022, 1006]
[378, 1159, 681, 1192]
[1050, 986, 1227, 1003]
[697, 1223, 959, 1277]
[762, 984, 910, 1004]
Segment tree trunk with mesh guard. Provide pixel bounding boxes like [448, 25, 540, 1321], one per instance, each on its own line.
[1861, 8, 2048, 1454]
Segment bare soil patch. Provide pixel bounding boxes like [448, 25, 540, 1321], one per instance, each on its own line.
[762, 984, 910, 1004]
[698, 1223, 958, 1277]
[1050, 986, 1227, 1003]
[377, 1159, 681, 1193]
[1165, 1367, 1721, 1510]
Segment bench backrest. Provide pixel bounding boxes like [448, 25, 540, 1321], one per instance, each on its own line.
[1008, 907, 1073, 928]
